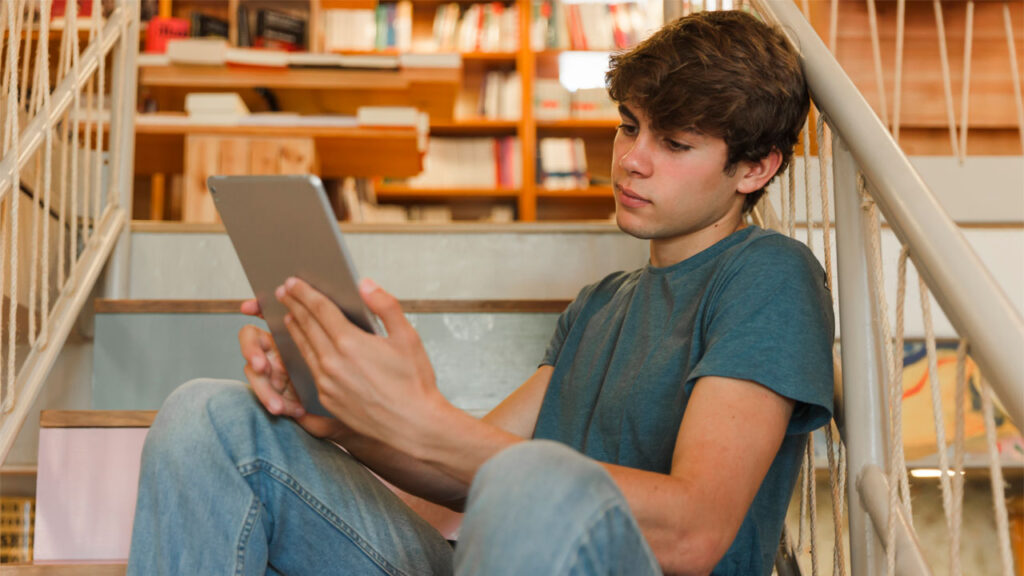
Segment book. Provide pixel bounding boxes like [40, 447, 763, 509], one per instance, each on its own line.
[145, 17, 189, 54]
[184, 92, 249, 124]
[255, 9, 307, 51]
[533, 79, 570, 120]
[481, 71, 521, 120]
[399, 53, 461, 69]
[356, 106, 421, 127]
[324, 9, 376, 52]
[539, 137, 588, 189]
[166, 38, 228, 66]
[339, 53, 401, 69]
[226, 47, 289, 68]
[237, 5, 252, 47]
[191, 12, 229, 39]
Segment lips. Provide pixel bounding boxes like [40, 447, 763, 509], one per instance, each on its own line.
[615, 183, 651, 208]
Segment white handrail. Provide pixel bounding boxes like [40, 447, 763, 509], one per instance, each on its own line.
[756, 0, 1024, 432]
[857, 465, 933, 576]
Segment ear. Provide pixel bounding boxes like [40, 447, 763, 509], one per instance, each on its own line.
[735, 148, 783, 195]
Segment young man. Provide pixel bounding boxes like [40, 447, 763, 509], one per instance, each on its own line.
[128, 10, 833, 576]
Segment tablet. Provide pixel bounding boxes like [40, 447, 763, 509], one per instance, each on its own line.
[208, 174, 379, 418]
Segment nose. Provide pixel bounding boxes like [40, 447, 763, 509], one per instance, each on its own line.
[618, 136, 652, 177]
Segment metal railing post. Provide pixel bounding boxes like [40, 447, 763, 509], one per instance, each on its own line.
[833, 135, 889, 576]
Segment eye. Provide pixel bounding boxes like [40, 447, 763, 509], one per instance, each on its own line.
[617, 123, 638, 136]
[664, 139, 692, 152]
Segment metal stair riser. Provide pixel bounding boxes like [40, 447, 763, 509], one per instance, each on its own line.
[92, 312, 557, 415]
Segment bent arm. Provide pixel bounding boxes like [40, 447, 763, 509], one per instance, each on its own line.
[605, 375, 795, 576]
[334, 365, 554, 510]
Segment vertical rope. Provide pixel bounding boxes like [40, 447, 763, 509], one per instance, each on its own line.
[951, 339, 969, 575]
[0, 0, 19, 413]
[919, 276, 959, 573]
[980, 375, 1017, 576]
[81, 75, 93, 246]
[892, 0, 906, 142]
[803, 122, 813, 248]
[815, 113, 845, 576]
[1004, 2, 1024, 154]
[68, 0, 79, 275]
[932, 0, 960, 157]
[806, 433, 819, 576]
[892, 251, 912, 516]
[17, 0, 33, 113]
[816, 115, 833, 293]
[93, 4, 105, 225]
[39, 0, 51, 346]
[787, 163, 796, 239]
[865, 0, 890, 129]
[958, 1, 975, 163]
[860, 180, 902, 576]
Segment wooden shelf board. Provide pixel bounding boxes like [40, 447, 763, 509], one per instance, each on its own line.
[376, 186, 520, 199]
[138, 65, 459, 90]
[536, 119, 618, 130]
[94, 299, 570, 314]
[537, 186, 614, 198]
[40, 410, 158, 428]
[461, 52, 517, 62]
[431, 119, 519, 133]
[130, 119, 422, 177]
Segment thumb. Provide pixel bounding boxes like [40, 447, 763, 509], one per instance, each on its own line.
[359, 278, 414, 340]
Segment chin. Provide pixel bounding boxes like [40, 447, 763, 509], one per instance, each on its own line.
[615, 208, 658, 240]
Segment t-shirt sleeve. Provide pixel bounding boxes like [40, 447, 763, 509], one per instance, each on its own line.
[689, 237, 835, 435]
[539, 282, 598, 368]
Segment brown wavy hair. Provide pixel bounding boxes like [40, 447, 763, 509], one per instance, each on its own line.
[606, 10, 809, 212]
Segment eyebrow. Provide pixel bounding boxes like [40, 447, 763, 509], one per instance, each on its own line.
[618, 105, 639, 124]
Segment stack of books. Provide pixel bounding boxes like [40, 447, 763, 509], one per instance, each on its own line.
[481, 71, 522, 120]
[323, 2, 412, 53]
[404, 137, 522, 189]
[532, 0, 652, 51]
[431, 2, 519, 53]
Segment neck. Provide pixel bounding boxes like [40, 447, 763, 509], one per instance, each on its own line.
[649, 213, 747, 268]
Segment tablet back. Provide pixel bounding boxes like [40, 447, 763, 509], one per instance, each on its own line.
[208, 174, 377, 417]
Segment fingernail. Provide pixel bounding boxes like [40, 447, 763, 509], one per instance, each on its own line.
[285, 277, 298, 290]
[360, 278, 379, 295]
[294, 407, 306, 418]
[275, 285, 286, 300]
[269, 397, 282, 413]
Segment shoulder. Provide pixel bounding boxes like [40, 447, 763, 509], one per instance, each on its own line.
[719, 228, 827, 290]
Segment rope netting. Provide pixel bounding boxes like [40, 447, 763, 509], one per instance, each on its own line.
[751, 2, 1022, 574]
[0, 0, 126, 418]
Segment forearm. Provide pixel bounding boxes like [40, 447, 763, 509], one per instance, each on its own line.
[603, 464, 724, 576]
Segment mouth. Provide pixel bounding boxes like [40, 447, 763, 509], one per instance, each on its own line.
[615, 183, 651, 208]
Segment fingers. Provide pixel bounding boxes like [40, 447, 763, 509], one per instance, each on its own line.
[239, 325, 271, 374]
[277, 278, 361, 357]
[359, 278, 416, 344]
[240, 298, 263, 318]
[244, 364, 305, 418]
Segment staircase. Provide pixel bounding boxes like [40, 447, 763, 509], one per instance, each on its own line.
[3, 222, 648, 569]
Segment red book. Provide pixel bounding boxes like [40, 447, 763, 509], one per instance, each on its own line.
[145, 17, 190, 54]
[51, 0, 93, 19]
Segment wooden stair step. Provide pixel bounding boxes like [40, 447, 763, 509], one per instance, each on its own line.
[0, 564, 125, 575]
[94, 299, 571, 314]
[40, 411, 157, 429]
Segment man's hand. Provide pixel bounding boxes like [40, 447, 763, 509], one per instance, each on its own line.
[274, 277, 448, 452]
[238, 300, 348, 441]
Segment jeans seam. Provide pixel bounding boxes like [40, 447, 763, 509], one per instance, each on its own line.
[237, 459, 408, 576]
[235, 495, 262, 576]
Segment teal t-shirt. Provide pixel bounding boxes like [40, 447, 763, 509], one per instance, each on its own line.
[533, 225, 834, 575]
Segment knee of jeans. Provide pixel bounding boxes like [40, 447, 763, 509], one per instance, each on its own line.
[468, 440, 617, 517]
[142, 379, 257, 464]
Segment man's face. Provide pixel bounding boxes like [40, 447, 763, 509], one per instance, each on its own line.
[611, 103, 750, 242]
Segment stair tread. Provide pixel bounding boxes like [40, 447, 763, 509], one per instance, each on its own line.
[0, 564, 125, 575]
[94, 299, 570, 314]
[40, 411, 157, 428]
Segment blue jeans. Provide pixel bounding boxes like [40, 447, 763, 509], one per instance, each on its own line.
[127, 379, 662, 575]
